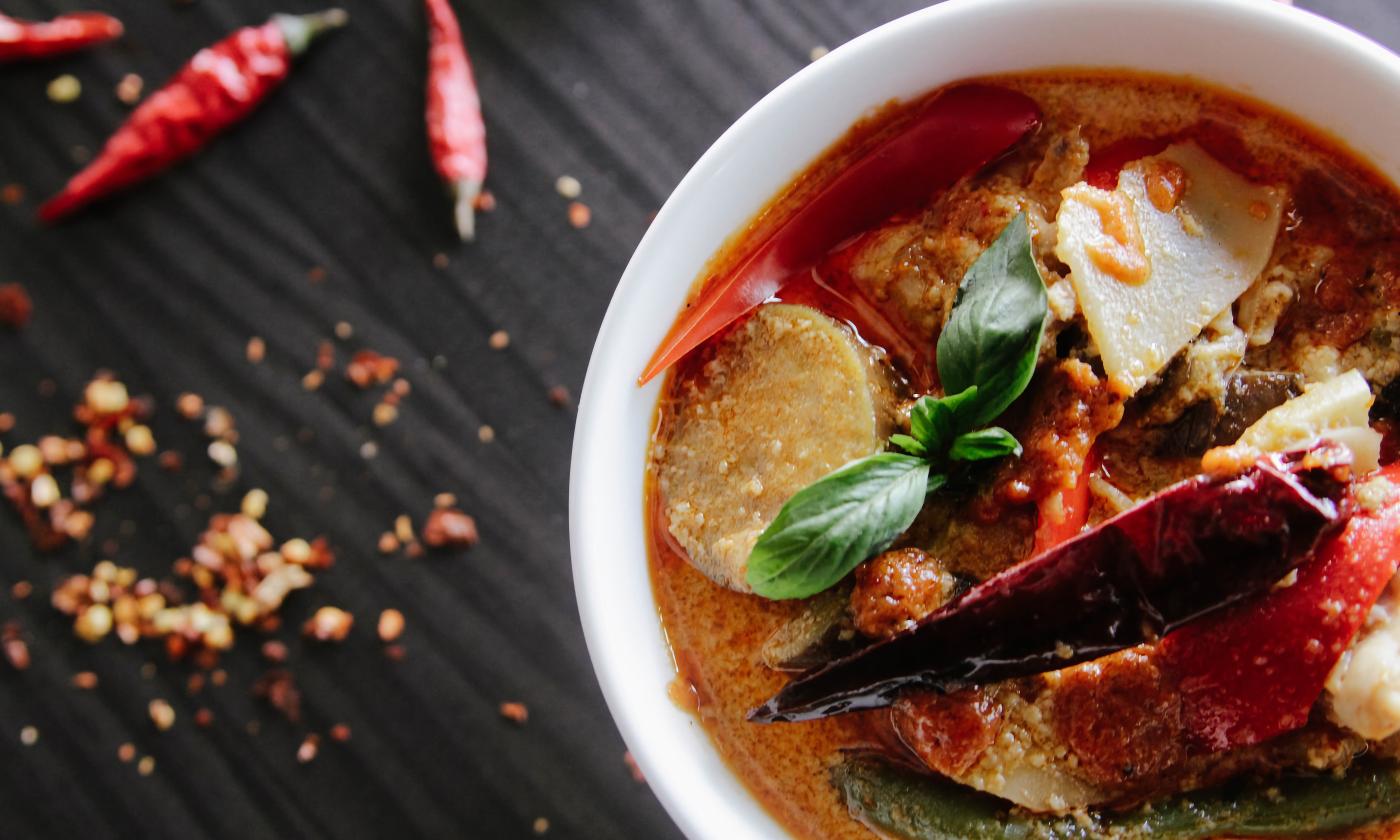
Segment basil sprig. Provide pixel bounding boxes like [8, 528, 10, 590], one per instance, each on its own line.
[746, 214, 1046, 600]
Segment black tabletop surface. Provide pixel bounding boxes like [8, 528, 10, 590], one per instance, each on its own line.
[0, 1, 1397, 838]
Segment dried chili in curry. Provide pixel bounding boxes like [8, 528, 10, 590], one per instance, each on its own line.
[0, 11, 122, 63]
[424, 0, 488, 241]
[38, 9, 348, 223]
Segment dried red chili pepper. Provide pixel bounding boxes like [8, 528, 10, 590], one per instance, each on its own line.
[424, 0, 488, 241]
[0, 11, 122, 63]
[751, 446, 1350, 723]
[38, 10, 347, 223]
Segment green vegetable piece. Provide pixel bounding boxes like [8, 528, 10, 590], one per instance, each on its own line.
[746, 454, 930, 599]
[909, 386, 979, 456]
[889, 434, 928, 457]
[949, 427, 1022, 462]
[834, 756, 1400, 840]
[936, 213, 1047, 428]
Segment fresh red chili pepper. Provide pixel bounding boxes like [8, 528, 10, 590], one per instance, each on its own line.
[1161, 462, 1400, 752]
[424, 0, 487, 241]
[638, 84, 1042, 386]
[0, 11, 122, 62]
[750, 446, 1349, 723]
[37, 10, 347, 224]
[1031, 447, 1098, 555]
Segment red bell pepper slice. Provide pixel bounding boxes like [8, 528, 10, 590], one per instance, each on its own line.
[1031, 447, 1098, 555]
[1161, 463, 1400, 752]
[638, 84, 1041, 385]
[1083, 136, 1173, 189]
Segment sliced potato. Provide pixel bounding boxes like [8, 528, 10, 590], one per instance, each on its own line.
[1055, 143, 1284, 396]
[657, 304, 895, 592]
[1235, 369, 1381, 473]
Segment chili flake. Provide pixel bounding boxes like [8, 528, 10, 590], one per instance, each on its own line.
[567, 201, 591, 229]
[488, 330, 509, 350]
[329, 723, 351, 742]
[422, 507, 478, 548]
[297, 734, 319, 763]
[115, 73, 143, 105]
[246, 336, 266, 364]
[0, 283, 32, 329]
[47, 74, 81, 103]
[148, 698, 175, 731]
[555, 175, 581, 199]
[0, 184, 23, 205]
[377, 608, 404, 642]
[19, 725, 38, 746]
[303, 606, 353, 642]
[499, 701, 528, 725]
[71, 671, 98, 689]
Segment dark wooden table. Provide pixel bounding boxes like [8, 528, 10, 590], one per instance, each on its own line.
[0, 1, 1396, 837]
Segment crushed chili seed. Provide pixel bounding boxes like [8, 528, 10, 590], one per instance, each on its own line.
[193, 707, 213, 728]
[359, 441, 378, 460]
[0, 183, 23, 205]
[499, 701, 528, 725]
[207, 440, 237, 468]
[316, 340, 335, 371]
[432, 252, 449, 269]
[71, 671, 99, 689]
[137, 755, 155, 776]
[624, 751, 646, 783]
[304, 606, 353, 642]
[433, 492, 456, 509]
[371, 402, 398, 427]
[567, 201, 591, 229]
[10, 580, 31, 600]
[394, 515, 415, 543]
[392, 378, 411, 398]
[252, 669, 301, 723]
[157, 450, 183, 472]
[384, 643, 406, 661]
[0, 412, 13, 433]
[555, 175, 582, 199]
[532, 817, 550, 835]
[377, 532, 399, 554]
[210, 668, 227, 687]
[377, 608, 404, 642]
[148, 698, 175, 731]
[547, 385, 571, 408]
[330, 723, 351, 742]
[241, 488, 268, 519]
[477, 425, 495, 443]
[19, 725, 38, 746]
[117, 742, 136, 763]
[261, 640, 288, 662]
[334, 321, 353, 340]
[47, 73, 81, 103]
[115, 73, 143, 105]
[0, 284, 32, 329]
[2, 623, 29, 670]
[809, 44, 829, 61]
[404, 541, 425, 559]
[203, 406, 234, 439]
[474, 190, 496, 213]
[346, 350, 399, 389]
[186, 672, 205, 695]
[301, 370, 324, 391]
[422, 507, 478, 549]
[307, 265, 327, 283]
[296, 734, 319, 764]
[245, 336, 266, 364]
[488, 330, 509, 350]
[175, 392, 204, 419]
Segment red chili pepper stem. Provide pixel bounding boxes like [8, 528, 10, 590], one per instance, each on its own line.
[450, 177, 481, 242]
[272, 8, 348, 56]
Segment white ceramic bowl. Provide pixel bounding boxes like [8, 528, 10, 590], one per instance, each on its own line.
[570, 1, 1400, 837]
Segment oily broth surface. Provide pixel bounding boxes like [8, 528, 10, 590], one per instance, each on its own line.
[649, 71, 1400, 840]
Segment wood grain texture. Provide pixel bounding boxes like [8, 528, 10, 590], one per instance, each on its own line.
[0, 1, 1395, 838]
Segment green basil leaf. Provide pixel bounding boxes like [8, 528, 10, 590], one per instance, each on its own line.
[908, 386, 979, 454]
[926, 471, 948, 495]
[747, 453, 930, 600]
[936, 213, 1047, 428]
[888, 434, 927, 457]
[949, 427, 1022, 462]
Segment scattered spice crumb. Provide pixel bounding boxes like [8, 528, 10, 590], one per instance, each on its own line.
[359, 441, 379, 460]
[149, 698, 175, 731]
[3, 623, 29, 670]
[334, 321, 353, 340]
[193, 707, 213, 728]
[0, 412, 13, 433]
[0, 183, 23, 205]
[241, 488, 268, 519]
[137, 755, 155, 776]
[297, 734, 319, 763]
[422, 507, 478, 549]
[252, 669, 301, 722]
[47, 74, 81, 103]
[477, 425, 495, 444]
[532, 817, 550, 835]
[377, 532, 399, 554]
[158, 450, 183, 472]
[384, 643, 406, 661]
[187, 673, 205, 695]
[307, 265, 327, 284]
[261, 640, 288, 663]
[115, 73, 143, 104]
[809, 45, 829, 61]
[474, 190, 496, 213]
[431, 354, 447, 370]
[346, 350, 399, 388]
[555, 175, 581, 199]
[547, 385, 571, 408]
[567, 201, 591, 229]
[330, 723, 351, 742]
[394, 514, 415, 544]
[207, 440, 237, 468]
[117, 742, 136, 763]
[499, 701, 528, 725]
[301, 370, 324, 391]
[433, 492, 456, 509]
[245, 336, 266, 364]
[304, 606, 353, 642]
[316, 340, 335, 371]
[432, 252, 449, 269]
[72, 671, 99, 690]
[11, 580, 32, 599]
[372, 402, 398, 427]
[175, 392, 204, 419]
[624, 751, 646, 783]
[488, 330, 510, 350]
[377, 608, 404, 642]
[0, 283, 33, 329]
[19, 725, 38, 746]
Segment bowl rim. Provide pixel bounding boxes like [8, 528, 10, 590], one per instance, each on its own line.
[571, 1, 1400, 838]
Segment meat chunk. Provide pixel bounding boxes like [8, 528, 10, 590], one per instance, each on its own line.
[850, 548, 958, 639]
[656, 304, 896, 591]
[893, 688, 1003, 777]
